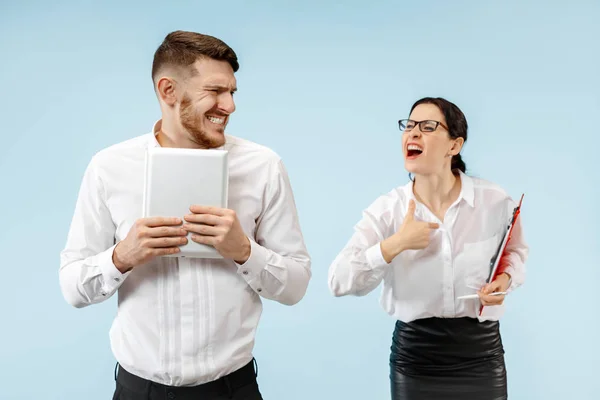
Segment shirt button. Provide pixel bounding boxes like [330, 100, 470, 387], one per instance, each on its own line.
[101, 291, 107, 296]
[242, 270, 248, 275]
[167, 392, 176, 399]
[257, 288, 262, 292]
[114, 277, 120, 282]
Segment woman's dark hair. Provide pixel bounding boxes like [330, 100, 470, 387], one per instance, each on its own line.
[410, 97, 468, 173]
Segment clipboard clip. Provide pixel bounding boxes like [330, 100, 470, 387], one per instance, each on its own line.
[507, 193, 524, 236]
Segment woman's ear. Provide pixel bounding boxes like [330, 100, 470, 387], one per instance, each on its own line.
[449, 137, 464, 156]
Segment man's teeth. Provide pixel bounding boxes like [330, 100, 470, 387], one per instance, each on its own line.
[207, 116, 225, 125]
[407, 144, 423, 151]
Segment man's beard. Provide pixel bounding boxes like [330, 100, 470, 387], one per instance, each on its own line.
[179, 93, 225, 149]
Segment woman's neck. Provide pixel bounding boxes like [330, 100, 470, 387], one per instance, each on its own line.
[413, 170, 462, 220]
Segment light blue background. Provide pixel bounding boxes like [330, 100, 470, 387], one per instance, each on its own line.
[1, 0, 598, 399]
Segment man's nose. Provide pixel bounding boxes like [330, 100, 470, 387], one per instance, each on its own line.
[219, 93, 236, 114]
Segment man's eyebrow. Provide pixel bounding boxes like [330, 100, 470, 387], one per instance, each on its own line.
[204, 84, 237, 92]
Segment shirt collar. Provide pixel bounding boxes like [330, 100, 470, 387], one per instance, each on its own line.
[148, 119, 228, 150]
[148, 120, 161, 148]
[458, 170, 475, 207]
[402, 170, 475, 208]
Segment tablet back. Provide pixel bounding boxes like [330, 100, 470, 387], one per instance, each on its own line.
[142, 147, 228, 259]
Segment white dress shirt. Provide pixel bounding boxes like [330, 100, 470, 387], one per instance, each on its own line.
[328, 171, 528, 322]
[59, 121, 311, 386]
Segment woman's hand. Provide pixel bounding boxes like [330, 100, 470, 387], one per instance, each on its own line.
[478, 272, 512, 306]
[380, 199, 439, 263]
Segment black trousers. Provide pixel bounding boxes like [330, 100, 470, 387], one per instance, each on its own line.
[112, 359, 262, 400]
[390, 317, 508, 400]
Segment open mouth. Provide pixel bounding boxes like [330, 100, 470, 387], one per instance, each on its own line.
[406, 144, 423, 159]
[206, 115, 225, 125]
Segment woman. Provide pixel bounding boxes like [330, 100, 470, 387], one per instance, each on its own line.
[328, 97, 528, 400]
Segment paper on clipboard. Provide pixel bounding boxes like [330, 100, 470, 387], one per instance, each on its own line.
[479, 193, 524, 316]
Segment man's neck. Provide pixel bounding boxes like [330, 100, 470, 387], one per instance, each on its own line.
[156, 118, 199, 149]
[413, 170, 461, 217]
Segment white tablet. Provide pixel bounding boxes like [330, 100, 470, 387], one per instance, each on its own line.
[142, 147, 229, 259]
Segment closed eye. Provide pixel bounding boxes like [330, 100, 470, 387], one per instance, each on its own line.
[204, 86, 237, 95]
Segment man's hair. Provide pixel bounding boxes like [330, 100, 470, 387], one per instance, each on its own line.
[151, 31, 239, 83]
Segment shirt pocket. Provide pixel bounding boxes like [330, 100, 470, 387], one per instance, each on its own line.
[456, 234, 500, 289]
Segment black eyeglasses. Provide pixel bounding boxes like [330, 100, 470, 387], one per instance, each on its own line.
[398, 119, 449, 133]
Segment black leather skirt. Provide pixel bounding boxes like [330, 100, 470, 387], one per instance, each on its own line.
[390, 317, 507, 400]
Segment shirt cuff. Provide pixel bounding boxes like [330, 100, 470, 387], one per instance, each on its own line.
[500, 266, 516, 292]
[99, 245, 130, 295]
[235, 239, 268, 283]
[365, 242, 389, 269]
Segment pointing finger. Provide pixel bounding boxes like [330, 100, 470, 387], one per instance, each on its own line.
[405, 200, 416, 221]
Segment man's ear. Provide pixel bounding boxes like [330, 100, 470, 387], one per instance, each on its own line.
[449, 137, 464, 156]
[156, 77, 178, 106]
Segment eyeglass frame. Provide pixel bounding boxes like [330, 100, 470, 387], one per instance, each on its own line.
[398, 119, 449, 133]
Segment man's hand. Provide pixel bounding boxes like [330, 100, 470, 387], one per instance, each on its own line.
[183, 205, 251, 264]
[380, 199, 440, 263]
[478, 272, 512, 306]
[113, 217, 188, 273]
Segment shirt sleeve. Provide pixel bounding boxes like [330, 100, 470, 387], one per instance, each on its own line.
[328, 196, 394, 297]
[59, 157, 130, 308]
[234, 159, 311, 306]
[498, 196, 529, 293]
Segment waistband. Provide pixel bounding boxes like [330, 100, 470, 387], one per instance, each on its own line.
[390, 317, 504, 376]
[116, 359, 257, 398]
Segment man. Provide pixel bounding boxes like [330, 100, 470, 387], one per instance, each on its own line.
[59, 31, 311, 400]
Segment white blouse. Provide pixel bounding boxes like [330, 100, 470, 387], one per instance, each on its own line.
[328, 171, 528, 322]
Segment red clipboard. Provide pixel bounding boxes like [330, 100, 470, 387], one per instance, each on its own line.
[479, 193, 524, 316]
